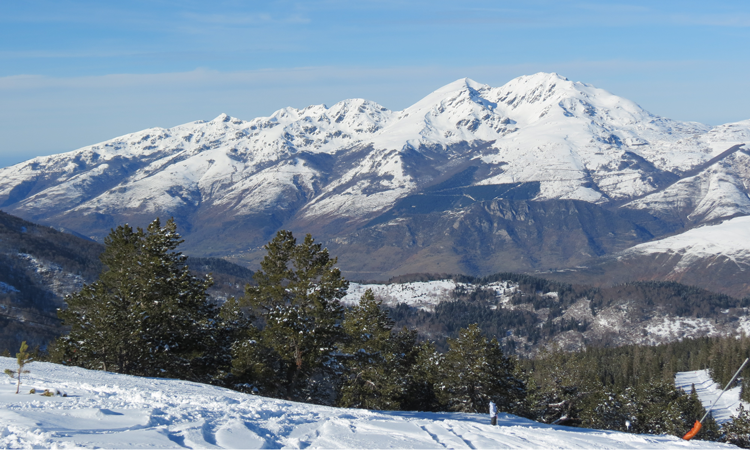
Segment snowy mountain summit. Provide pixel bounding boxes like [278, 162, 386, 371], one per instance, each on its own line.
[0, 73, 748, 281]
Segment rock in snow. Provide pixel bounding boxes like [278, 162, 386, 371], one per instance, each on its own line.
[0, 357, 734, 448]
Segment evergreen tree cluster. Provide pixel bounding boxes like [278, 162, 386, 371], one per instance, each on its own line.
[46, 221, 750, 445]
[522, 336, 750, 444]
[524, 345, 720, 439]
[55, 219, 230, 382]
[226, 230, 527, 414]
[52, 225, 527, 415]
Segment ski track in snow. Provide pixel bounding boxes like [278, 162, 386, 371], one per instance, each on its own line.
[675, 369, 750, 424]
[0, 358, 734, 449]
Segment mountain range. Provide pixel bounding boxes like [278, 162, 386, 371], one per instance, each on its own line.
[1, 72, 748, 295]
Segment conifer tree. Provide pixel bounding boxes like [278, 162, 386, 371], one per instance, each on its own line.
[338, 289, 427, 410]
[3, 341, 32, 394]
[400, 340, 442, 412]
[436, 324, 526, 414]
[214, 297, 259, 387]
[723, 404, 750, 448]
[580, 389, 628, 431]
[57, 218, 219, 381]
[242, 230, 348, 402]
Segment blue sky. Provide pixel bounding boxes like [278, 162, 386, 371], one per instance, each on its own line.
[1, 0, 749, 168]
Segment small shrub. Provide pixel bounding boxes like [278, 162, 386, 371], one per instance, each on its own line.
[6, 341, 32, 394]
[29, 388, 36, 394]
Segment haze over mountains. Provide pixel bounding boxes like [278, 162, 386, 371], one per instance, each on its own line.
[0, 73, 748, 294]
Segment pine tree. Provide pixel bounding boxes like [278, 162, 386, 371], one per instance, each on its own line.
[339, 289, 397, 409]
[57, 218, 220, 381]
[526, 347, 596, 425]
[214, 297, 258, 388]
[723, 404, 750, 448]
[3, 341, 32, 394]
[436, 324, 526, 414]
[337, 290, 426, 410]
[242, 230, 348, 402]
[580, 389, 628, 431]
[400, 339, 442, 412]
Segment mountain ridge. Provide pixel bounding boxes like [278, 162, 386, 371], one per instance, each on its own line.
[0, 73, 748, 287]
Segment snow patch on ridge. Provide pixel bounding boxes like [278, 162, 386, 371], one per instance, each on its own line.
[342, 280, 460, 310]
[621, 215, 750, 271]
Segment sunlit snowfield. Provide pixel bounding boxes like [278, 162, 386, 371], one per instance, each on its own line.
[0, 357, 734, 449]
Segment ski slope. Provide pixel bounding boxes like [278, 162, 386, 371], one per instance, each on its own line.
[0, 358, 734, 449]
[675, 369, 750, 424]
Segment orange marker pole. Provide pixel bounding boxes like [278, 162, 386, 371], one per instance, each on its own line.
[682, 420, 702, 440]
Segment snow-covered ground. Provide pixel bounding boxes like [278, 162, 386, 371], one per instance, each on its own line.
[621, 215, 750, 271]
[675, 369, 750, 424]
[0, 358, 733, 449]
[342, 280, 460, 310]
[342, 279, 520, 310]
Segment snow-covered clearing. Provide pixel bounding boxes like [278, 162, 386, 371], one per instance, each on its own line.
[0, 358, 733, 449]
[675, 369, 750, 424]
[342, 280, 459, 310]
[342, 280, 519, 311]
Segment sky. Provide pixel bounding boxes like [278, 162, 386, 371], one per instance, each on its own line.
[1, 0, 749, 168]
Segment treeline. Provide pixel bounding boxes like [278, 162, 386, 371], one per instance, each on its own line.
[522, 335, 750, 446]
[17, 220, 750, 445]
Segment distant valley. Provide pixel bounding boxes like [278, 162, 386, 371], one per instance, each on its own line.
[1, 205, 747, 357]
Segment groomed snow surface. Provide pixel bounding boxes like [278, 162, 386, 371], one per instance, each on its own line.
[675, 370, 750, 425]
[0, 358, 734, 449]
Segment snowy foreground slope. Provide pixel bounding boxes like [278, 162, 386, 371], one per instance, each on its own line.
[0, 358, 734, 449]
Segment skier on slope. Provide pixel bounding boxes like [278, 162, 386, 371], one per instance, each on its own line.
[489, 401, 498, 426]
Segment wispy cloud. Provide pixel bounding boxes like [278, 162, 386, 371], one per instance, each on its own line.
[180, 12, 310, 26]
[670, 13, 750, 27]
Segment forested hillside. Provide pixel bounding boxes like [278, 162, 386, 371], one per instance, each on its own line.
[381, 273, 750, 354]
[0, 211, 254, 352]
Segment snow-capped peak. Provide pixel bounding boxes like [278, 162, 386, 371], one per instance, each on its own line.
[428, 77, 489, 97]
[211, 113, 232, 123]
[0, 73, 746, 249]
